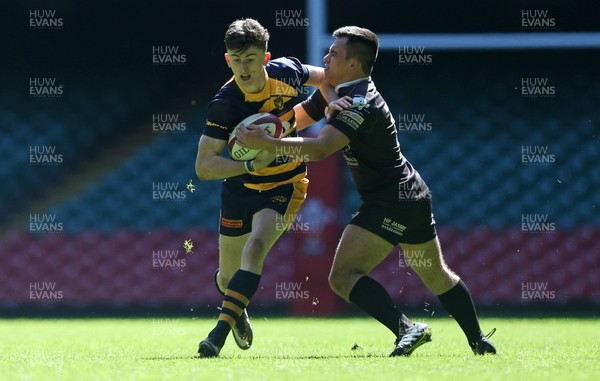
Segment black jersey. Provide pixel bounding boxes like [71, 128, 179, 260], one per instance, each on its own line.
[203, 56, 310, 191]
[302, 77, 429, 199]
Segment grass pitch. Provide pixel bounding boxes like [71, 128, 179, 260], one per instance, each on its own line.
[1, 317, 598, 381]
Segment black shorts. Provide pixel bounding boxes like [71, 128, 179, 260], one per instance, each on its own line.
[219, 179, 308, 237]
[350, 185, 437, 246]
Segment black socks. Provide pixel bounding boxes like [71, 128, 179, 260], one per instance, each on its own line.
[437, 279, 483, 344]
[349, 276, 412, 338]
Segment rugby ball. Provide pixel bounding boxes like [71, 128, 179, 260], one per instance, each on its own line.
[227, 113, 290, 161]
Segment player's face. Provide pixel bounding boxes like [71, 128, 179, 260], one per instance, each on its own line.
[323, 37, 352, 87]
[225, 46, 270, 93]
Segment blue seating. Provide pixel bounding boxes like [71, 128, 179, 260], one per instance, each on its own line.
[3, 66, 598, 231]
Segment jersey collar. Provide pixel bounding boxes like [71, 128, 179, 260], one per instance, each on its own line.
[334, 76, 370, 94]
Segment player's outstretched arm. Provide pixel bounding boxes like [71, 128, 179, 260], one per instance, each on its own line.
[195, 135, 273, 180]
[294, 60, 345, 131]
[237, 123, 348, 162]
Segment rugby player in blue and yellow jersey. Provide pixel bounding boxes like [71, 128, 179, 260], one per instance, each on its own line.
[195, 18, 325, 358]
[238, 26, 497, 357]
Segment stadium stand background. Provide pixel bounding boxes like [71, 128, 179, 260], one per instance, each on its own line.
[1, 0, 598, 317]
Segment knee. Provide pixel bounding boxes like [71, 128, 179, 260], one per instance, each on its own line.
[216, 272, 230, 290]
[415, 266, 459, 295]
[244, 236, 267, 256]
[328, 270, 352, 299]
[412, 264, 444, 285]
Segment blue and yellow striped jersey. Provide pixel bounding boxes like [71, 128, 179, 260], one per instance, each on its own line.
[203, 56, 310, 190]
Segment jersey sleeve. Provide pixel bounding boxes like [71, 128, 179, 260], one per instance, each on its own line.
[328, 106, 368, 140]
[300, 89, 327, 121]
[268, 56, 310, 85]
[202, 97, 241, 140]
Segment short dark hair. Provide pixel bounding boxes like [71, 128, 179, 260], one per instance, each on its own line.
[224, 18, 270, 54]
[332, 26, 379, 74]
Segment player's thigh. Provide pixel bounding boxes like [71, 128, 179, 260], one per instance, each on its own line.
[330, 224, 395, 278]
[400, 237, 439, 269]
[218, 233, 250, 284]
[240, 180, 307, 269]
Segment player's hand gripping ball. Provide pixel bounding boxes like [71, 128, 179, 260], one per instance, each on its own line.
[228, 113, 290, 160]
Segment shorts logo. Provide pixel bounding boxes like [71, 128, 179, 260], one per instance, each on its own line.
[381, 217, 406, 236]
[270, 195, 288, 204]
[221, 218, 243, 228]
[337, 109, 364, 131]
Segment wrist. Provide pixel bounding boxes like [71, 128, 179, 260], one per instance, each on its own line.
[244, 160, 255, 173]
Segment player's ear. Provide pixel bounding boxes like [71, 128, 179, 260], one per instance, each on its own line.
[348, 57, 359, 71]
[263, 52, 271, 64]
[224, 53, 231, 67]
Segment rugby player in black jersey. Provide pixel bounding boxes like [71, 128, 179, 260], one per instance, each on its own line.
[237, 26, 496, 356]
[195, 18, 327, 358]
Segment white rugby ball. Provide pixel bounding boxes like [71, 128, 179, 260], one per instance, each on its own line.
[228, 113, 290, 161]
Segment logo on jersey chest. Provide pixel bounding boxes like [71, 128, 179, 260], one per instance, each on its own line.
[351, 95, 368, 110]
[338, 110, 364, 131]
[274, 95, 285, 110]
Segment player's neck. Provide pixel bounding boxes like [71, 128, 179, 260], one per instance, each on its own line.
[238, 69, 268, 94]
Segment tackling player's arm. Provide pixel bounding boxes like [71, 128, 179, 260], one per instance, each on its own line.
[195, 135, 274, 180]
[293, 103, 315, 131]
[296, 65, 344, 131]
[238, 87, 357, 160]
[237, 123, 349, 162]
[302, 64, 324, 87]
